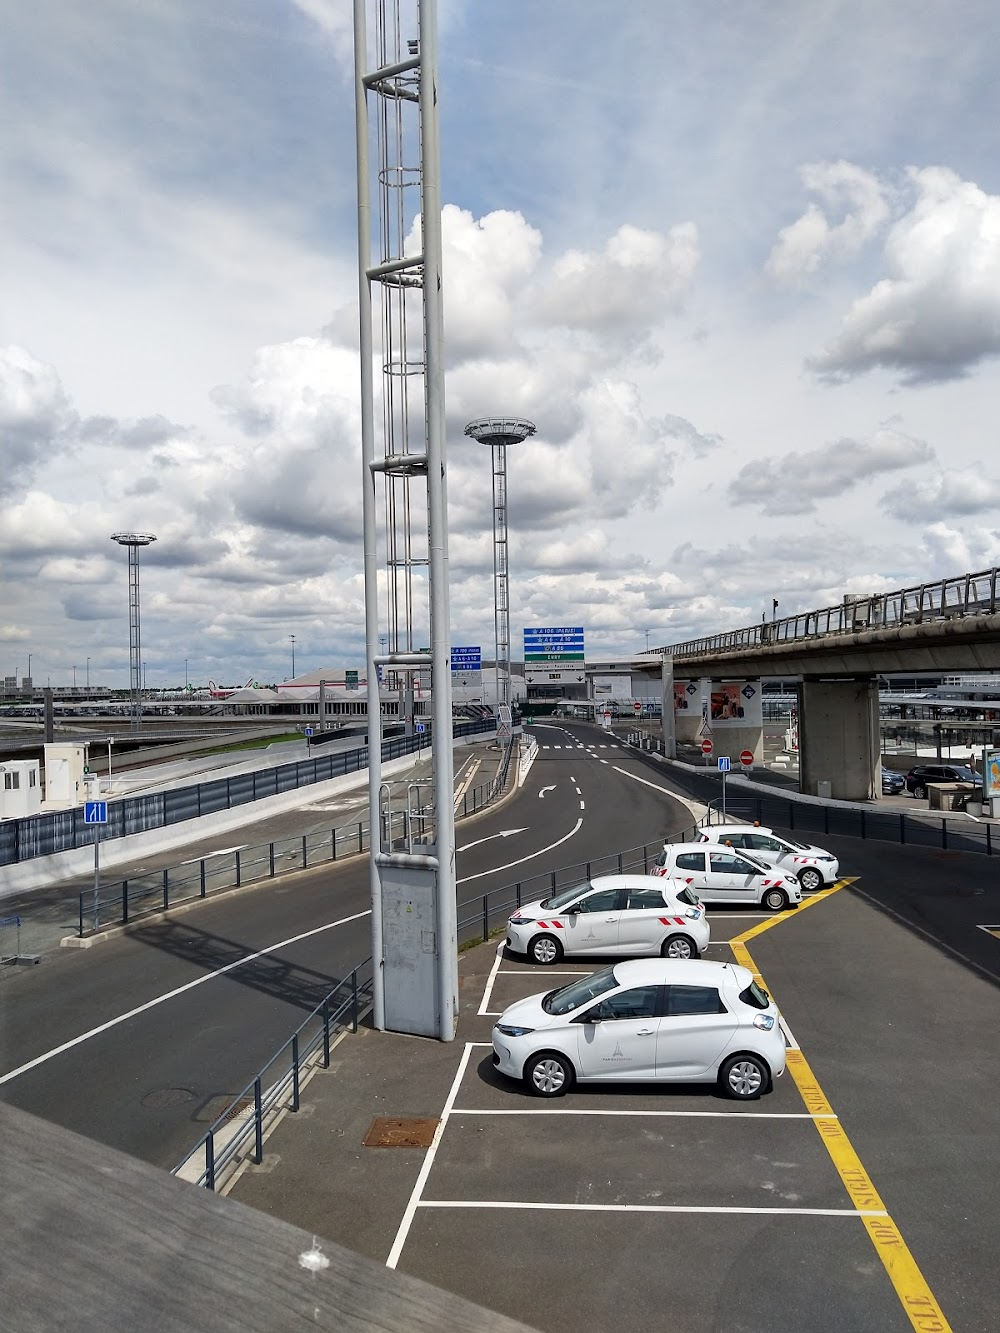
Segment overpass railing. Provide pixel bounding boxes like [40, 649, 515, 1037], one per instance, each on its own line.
[657, 565, 1000, 659]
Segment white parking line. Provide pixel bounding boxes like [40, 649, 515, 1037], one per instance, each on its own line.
[494, 968, 589, 975]
[450, 1108, 838, 1120]
[477, 944, 506, 1016]
[417, 1201, 885, 1217]
[779, 1015, 800, 1051]
[386, 1042, 487, 1269]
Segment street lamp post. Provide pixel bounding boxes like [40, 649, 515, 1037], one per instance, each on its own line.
[86, 657, 90, 689]
[290, 634, 296, 679]
[106, 737, 114, 795]
[185, 659, 189, 690]
[72, 665, 77, 688]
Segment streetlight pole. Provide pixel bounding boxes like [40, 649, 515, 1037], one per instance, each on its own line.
[86, 657, 90, 689]
[106, 737, 114, 795]
[27, 652, 32, 683]
[72, 665, 77, 688]
[290, 634, 296, 679]
[185, 659, 189, 690]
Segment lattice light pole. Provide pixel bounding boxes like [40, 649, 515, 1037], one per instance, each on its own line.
[110, 533, 156, 729]
[463, 417, 536, 708]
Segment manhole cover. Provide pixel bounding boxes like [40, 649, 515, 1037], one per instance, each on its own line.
[141, 1088, 196, 1109]
[194, 1095, 255, 1124]
[363, 1116, 439, 1148]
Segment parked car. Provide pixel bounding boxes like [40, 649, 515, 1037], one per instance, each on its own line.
[505, 875, 709, 965]
[881, 768, 905, 795]
[904, 764, 982, 799]
[652, 842, 802, 911]
[695, 825, 839, 891]
[491, 958, 786, 1100]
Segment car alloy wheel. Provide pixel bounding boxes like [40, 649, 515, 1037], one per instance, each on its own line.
[526, 1052, 572, 1097]
[529, 934, 562, 965]
[721, 1054, 767, 1100]
[913, 784, 926, 799]
[662, 933, 696, 959]
[798, 867, 822, 893]
[763, 887, 789, 911]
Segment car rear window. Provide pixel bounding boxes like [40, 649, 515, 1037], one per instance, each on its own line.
[667, 985, 727, 1016]
[739, 981, 771, 1010]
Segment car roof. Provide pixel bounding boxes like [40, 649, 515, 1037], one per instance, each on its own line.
[587, 874, 689, 889]
[611, 958, 751, 988]
[703, 825, 778, 836]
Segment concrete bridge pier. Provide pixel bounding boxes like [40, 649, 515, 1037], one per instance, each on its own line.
[799, 676, 880, 801]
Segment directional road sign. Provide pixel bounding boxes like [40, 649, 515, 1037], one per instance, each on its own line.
[83, 801, 108, 824]
[718, 756, 731, 772]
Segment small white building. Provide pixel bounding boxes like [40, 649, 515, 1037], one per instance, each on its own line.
[42, 742, 88, 810]
[0, 759, 42, 819]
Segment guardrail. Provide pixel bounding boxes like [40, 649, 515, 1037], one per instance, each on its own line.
[656, 565, 1000, 659]
[3, 717, 497, 868]
[77, 759, 513, 936]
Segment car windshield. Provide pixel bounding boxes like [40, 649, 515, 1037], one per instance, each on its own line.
[539, 881, 592, 911]
[735, 850, 769, 871]
[781, 837, 810, 850]
[676, 886, 700, 907]
[542, 967, 620, 1016]
[951, 767, 978, 781]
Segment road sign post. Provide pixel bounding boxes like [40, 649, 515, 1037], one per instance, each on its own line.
[84, 801, 109, 931]
[718, 756, 731, 819]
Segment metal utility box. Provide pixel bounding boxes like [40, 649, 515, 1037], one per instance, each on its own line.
[381, 856, 442, 1038]
[927, 782, 977, 812]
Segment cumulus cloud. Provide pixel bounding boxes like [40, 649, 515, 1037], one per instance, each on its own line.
[538, 223, 699, 335]
[881, 468, 1000, 521]
[728, 425, 934, 515]
[809, 167, 1000, 384]
[655, 413, 722, 458]
[0, 345, 77, 494]
[766, 161, 889, 284]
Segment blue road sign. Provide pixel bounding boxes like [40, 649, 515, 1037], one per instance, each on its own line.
[304, 727, 313, 737]
[450, 646, 482, 671]
[416, 723, 425, 734]
[523, 626, 585, 662]
[84, 801, 108, 824]
[718, 756, 731, 772]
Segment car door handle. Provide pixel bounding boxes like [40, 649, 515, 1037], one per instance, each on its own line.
[604, 916, 617, 922]
[636, 1028, 655, 1036]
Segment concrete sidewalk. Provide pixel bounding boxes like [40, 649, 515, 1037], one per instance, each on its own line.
[227, 940, 501, 1267]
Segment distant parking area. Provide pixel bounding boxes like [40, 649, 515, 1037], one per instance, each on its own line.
[388, 896, 932, 1333]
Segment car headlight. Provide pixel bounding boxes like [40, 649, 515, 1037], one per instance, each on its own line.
[817, 855, 836, 862]
[753, 1014, 775, 1031]
[684, 909, 702, 919]
[495, 1024, 535, 1038]
[507, 914, 531, 926]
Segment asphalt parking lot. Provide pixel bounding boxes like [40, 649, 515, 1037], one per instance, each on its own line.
[381, 898, 925, 1333]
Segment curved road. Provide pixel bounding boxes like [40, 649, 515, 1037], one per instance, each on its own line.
[0, 723, 693, 1168]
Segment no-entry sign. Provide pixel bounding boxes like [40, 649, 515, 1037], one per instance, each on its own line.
[633, 701, 642, 714]
[701, 738, 713, 755]
[740, 749, 754, 767]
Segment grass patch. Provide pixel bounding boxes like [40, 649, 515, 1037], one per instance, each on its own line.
[458, 925, 506, 953]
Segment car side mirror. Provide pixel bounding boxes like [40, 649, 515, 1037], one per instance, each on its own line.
[576, 1012, 602, 1023]
[565, 904, 583, 915]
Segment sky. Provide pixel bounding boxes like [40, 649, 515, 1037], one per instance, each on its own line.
[3, 0, 1000, 689]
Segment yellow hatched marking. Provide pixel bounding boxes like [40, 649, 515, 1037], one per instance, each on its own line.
[731, 878, 952, 1333]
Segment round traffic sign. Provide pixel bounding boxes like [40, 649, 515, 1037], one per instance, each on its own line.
[740, 749, 754, 766]
[701, 738, 713, 754]
[633, 701, 642, 714]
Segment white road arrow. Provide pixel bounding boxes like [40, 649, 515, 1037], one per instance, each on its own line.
[538, 785, 556, 799]
[457, 828, 529, 852]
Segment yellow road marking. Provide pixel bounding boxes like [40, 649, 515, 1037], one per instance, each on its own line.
[731, 877, 953, 1333]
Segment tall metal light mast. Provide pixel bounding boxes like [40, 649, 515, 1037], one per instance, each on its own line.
[354, 0, 457, 1040]
[464, 418, 536, 707]
[110, 532, 156, 730]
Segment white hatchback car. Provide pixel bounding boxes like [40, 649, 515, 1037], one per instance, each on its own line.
[697, 825, 839, 892]
[505, 874, 709, 965]
[492, 958, 785, 1099]
[652, 843, 802, 911]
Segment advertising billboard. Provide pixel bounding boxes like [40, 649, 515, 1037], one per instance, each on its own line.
[708, 681, 763, 729]
[985, 748, 1000, 800]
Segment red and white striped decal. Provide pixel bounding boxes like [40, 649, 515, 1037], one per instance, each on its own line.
[658, 916, 686, 926]
[535, 920, 564, 930]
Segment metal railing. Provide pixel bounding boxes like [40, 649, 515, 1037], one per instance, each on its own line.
[656, 565, 1000, 659]
[77, 759, 513, 936]
[2, 717, 497, 867]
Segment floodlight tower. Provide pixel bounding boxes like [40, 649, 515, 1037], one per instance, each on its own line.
[463, 417, 536, 708]
[110, 532, 156, 729]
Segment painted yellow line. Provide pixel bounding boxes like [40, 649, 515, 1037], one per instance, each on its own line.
[731, 878, 953, 1333]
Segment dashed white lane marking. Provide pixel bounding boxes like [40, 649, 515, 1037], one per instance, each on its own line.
[0, 909, 372, 1086]
[181, 845, 247, 864]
